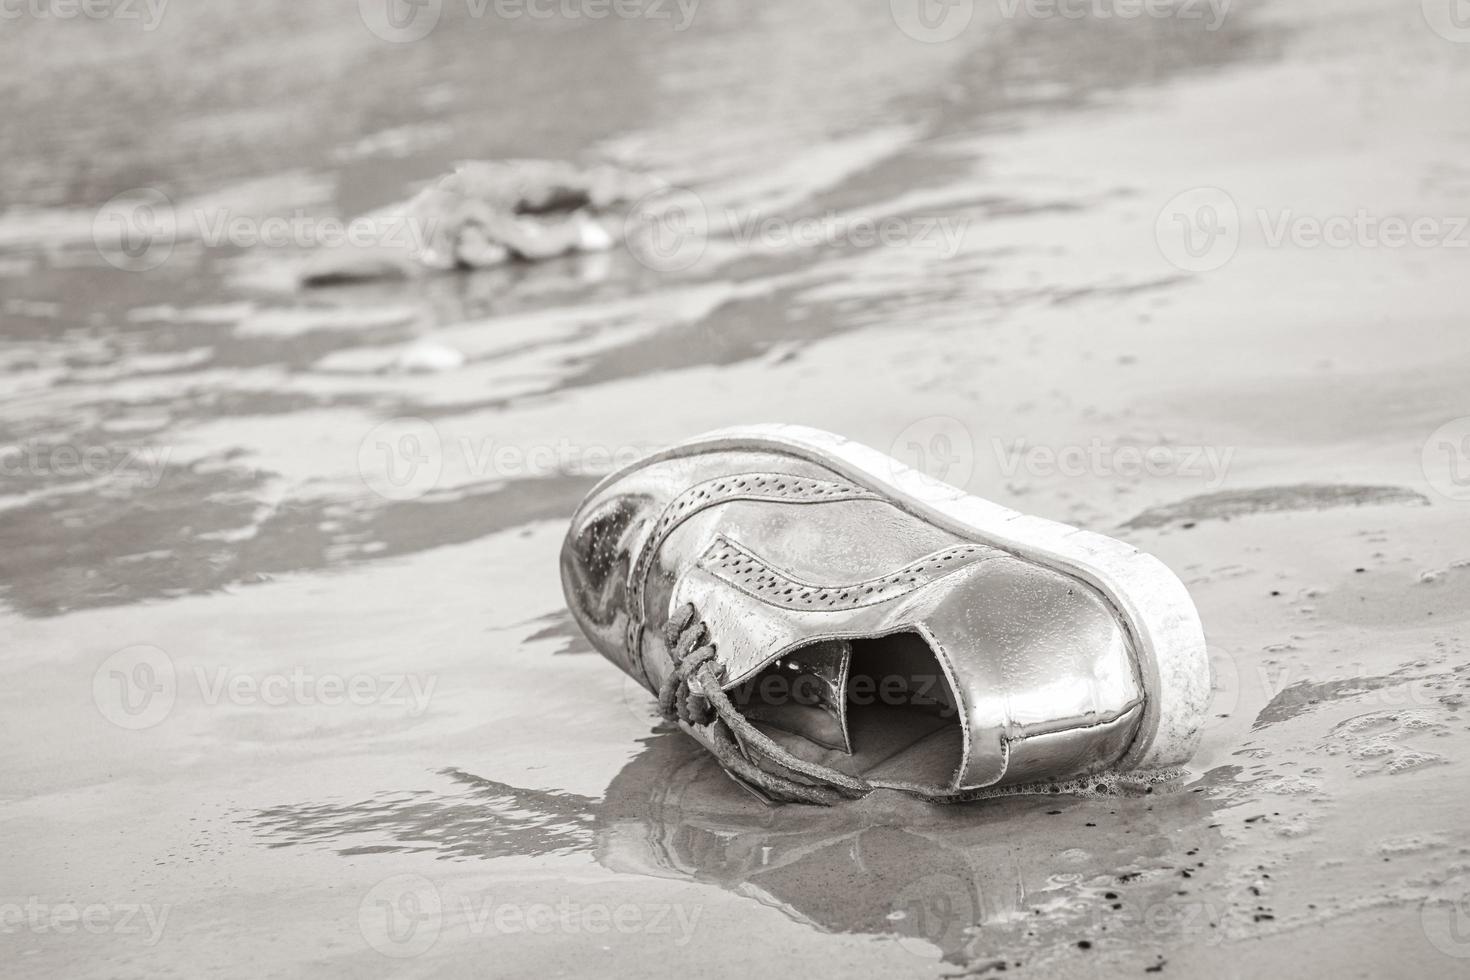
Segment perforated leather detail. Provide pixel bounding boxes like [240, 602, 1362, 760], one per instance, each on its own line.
[624, 473, 881, 676]
[699, 535, 1002, 611]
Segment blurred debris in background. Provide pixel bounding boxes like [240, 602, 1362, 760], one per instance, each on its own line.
[299, 159, 663, 285]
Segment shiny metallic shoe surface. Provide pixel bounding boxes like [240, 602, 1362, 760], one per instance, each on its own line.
[561, 426, 1210, 804]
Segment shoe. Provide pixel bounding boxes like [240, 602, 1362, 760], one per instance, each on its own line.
[561, 424, 1210, 805]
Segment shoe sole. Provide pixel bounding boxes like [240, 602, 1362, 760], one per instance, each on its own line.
[610, 423, 1211, 774]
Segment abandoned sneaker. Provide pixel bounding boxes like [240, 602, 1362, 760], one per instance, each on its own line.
[561, 425, 1210, 805]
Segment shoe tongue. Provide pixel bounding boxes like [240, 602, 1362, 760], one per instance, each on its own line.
[725, 639, 853, 753]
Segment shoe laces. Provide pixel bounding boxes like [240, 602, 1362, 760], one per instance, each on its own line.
[658, 602, 873, 806]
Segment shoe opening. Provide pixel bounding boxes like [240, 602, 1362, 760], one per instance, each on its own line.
[726, 632, 965, 794]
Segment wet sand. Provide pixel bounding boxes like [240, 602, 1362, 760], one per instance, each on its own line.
[3, 0, 1470, 976]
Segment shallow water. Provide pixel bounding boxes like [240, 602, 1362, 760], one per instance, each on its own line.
[4, 0, 1470, 976]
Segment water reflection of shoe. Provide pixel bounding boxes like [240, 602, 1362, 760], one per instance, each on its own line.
[562, 425, 1210, 804]
[246, 733, 1208, 966]
[595, 733, 1201, 964]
